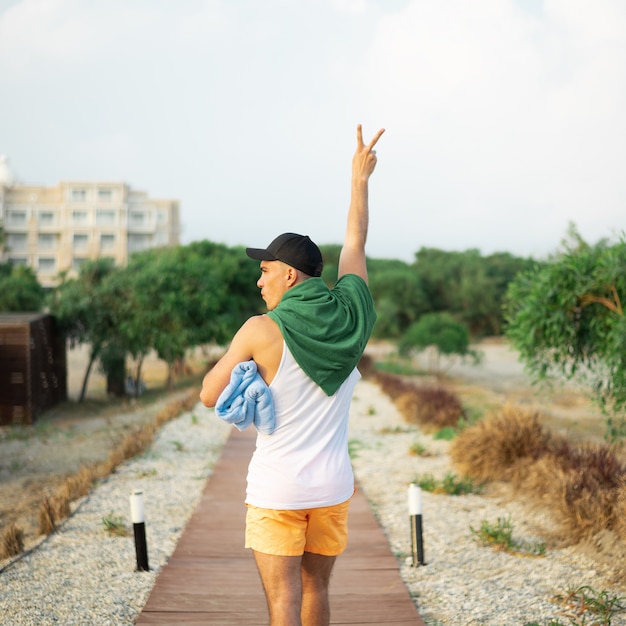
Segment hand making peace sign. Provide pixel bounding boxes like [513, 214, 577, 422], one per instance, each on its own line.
[352, 124, 385, 183]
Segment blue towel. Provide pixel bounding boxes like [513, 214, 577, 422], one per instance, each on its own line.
[215, 361, 275, 434]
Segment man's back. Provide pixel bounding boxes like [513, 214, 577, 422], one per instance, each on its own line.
[246, 344, 359, 509]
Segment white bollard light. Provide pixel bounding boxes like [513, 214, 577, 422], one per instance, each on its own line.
[408, 483, 425, 566]
[129, 489, 150, 571]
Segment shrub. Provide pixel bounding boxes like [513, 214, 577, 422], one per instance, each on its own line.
[470, 516, 546, 557]
[450, 405, 551, 483]
[399, 312, 471, 358]
[370, 369, 465, 431]
[371, 370, 413, 401]
[545, 442, 626, 541]
[102, 512, 130, 537]
[398, 386, 465, 431]
[450, 403, 626, 543]
[415, 472, 482, 495]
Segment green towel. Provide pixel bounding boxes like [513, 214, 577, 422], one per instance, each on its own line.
[268, 274, 377, 396]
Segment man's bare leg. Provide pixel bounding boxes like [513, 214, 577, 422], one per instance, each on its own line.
[253, 551, 337, 626]
[253, 551, 302, 626]
[301, 552, 336, 626]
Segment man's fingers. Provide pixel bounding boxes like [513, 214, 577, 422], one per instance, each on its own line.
[367, 128, 385, 151]
[356, 124, 364, 148]
[356, 124, 384, 154]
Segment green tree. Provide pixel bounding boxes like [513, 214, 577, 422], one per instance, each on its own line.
[49, 242, 262, 400]
[399, 312, 480, 372]
[0, 263, 45, 312]
[504, 230, 626, 440]
[48, 259, 121, 401]
[412, 247, 535, 336]
[368, 259, 429, 338]
[119, 241, 260, 391]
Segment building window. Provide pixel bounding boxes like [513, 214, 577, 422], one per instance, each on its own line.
[71, 188, 87, 202]
[38, 210, 56, 226]
[129, 211, 147, 226]
[7, 210, 27, 226]
[157, 209, 168, 224]
[97, 188, 113, 201]
[154, 231, 168, 246]
[100, 233, 115, 249]
[72, 257, 87, 271]
[96, 209, 116, 225]
[73, 233, 89, 249]
[72, 210, 89, 224]
[38, 257, 56, 272]
[38, 233, 57, 249]
[7, 233, 27, 250]
[9, 257, 28, 267]
[128, 233, 150, 251]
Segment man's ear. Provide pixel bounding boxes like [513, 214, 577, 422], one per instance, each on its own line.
[286, 266, 299, 286]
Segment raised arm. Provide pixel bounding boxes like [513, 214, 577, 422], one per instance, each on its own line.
[337, 124, 385, 283]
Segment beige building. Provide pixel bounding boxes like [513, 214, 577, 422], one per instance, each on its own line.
[0, 168, 180, 287]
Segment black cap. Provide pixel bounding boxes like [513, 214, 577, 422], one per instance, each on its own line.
[246, 233, 323, 277]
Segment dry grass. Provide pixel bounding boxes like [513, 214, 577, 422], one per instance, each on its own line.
[33, 387, 200, 540]
[51, 485, 71, 520]
[544, 442, 625, 541]
[1, 523, 25, 559]
[38, 496, 56, 535]
[450, 403, 626, 544]
[450, 404, 551, 483]
[64, 464, 100, 500]
[616, 478, 626, 543]
[369, 369, 464, 432]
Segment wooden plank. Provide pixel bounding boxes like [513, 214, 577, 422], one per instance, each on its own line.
[136, 427, 424, 625]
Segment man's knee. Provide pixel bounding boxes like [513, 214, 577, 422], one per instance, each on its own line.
[301, 552, 336, 588]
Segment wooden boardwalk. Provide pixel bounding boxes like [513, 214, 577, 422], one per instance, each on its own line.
[136, 427, 424, 625]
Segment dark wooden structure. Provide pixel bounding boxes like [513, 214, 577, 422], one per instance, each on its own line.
[0, 313, 67, 425]
[137, 427, 424, 625]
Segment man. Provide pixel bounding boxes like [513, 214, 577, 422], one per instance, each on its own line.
[200, 124, 384, 626]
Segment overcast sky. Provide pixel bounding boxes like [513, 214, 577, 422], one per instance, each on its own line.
[1, 0, 625, 262]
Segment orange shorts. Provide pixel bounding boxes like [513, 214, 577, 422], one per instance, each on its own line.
[245, 498, 351, 557]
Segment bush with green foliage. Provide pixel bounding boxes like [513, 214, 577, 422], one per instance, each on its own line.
[505, 227, 626, 442]
[398, 312, 481, 372]
[0, 263, 45, 312]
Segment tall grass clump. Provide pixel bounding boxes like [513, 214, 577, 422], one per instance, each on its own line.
[528, 441, 626, 541]
[449, 404, 550, 483]
[368, 369, 464, 432]
[450, 404, 626, 543]
[1, 523, 25, 559]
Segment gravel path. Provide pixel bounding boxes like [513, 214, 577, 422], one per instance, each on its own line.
[1, 379, 625, 625]
[0, 406, 231, 626]
[348, 380, 626, 625]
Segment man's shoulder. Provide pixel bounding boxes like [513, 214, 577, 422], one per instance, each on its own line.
[334, 273, 368, 289]
[240, 314, 282, 343]
[333, 273, 373, 301]
[239, 315, 283, 382]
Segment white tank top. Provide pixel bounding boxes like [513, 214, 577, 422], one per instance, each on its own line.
[245, 342, 360, 509]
